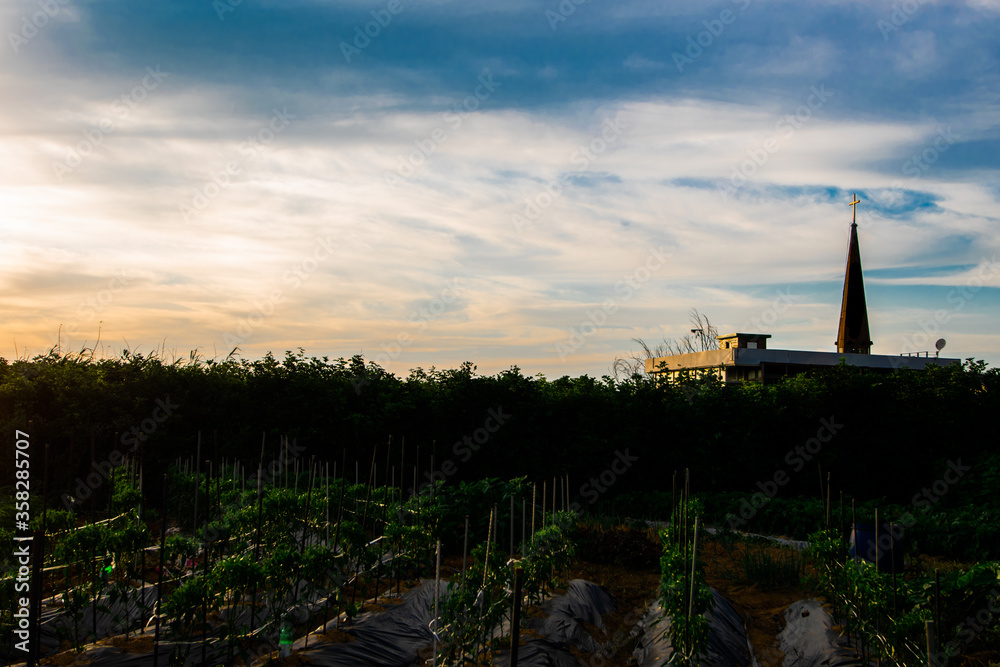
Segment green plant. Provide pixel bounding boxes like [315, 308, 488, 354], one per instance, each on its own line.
[658, 534, 713, 665]
[657, 494, 714, 666]
[435, 509, 577, 665]
[732, 543, 804, 588]
[163, 574, 213, 637]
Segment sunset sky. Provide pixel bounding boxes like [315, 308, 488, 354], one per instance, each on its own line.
[2, 0, 998, 378]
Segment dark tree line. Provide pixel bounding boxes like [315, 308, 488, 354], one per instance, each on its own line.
[1, 348, 998, 514]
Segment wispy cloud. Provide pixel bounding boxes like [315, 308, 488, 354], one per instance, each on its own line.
[1, 0, 998, 374]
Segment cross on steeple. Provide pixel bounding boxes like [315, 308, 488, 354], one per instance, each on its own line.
[837, 193, 873, 354]
[849, 193, 861, 225]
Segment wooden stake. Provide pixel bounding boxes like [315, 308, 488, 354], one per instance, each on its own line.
[461, 515, 469, 588]
[510, 495, 514, 556]
[194, 432, 201, 530]
[926, 619, 938, 667]
[531, 484, 536, 544]
[433, 540, 441, 667]
[510, 567, 524, 667]
[542, 481, 546, 528]
[154, 474, 167, 667]
[687, 515, 699, 658]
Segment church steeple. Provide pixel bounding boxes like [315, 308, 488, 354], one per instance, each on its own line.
[836, 194, 873, 354]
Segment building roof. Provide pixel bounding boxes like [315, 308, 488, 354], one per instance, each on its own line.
[645, 347, 959, 375]
[642, 195, 958, 382]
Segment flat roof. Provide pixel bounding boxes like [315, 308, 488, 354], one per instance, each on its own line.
[645, 347, 960, 374]
[716, 332, 772, 339]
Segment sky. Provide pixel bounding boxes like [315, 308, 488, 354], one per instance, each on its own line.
[1, 0, 998, 379]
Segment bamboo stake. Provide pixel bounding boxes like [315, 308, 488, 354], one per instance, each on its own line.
[206, 460, 213, 522]
[302, 455, 315, 553]
[531, 484, 536, 545]
[483, 508, 493, 588]
[202, 459, 210, 667]
[542, 481, 546, 529]
[510, 495, 514, 556]
[384, 436, 393, 524]
[154, 475, 167, 666]
[551, 476, 556, 521]
[934, 570, 941, 641]
[429, 442, 435, 502]
[461, 515, 469, 588]
[852, 499, 858, 564]
[326, 461, 331, 546]
[687, 516, 700, 660]
[433, 540, 441, 667]
[194, 432, 201, 530]
[332, 451, 347, 627]
[352, 444, 378, 607]
[250, 452, 264, 634]
[213, 430, 219, 514]
[925, 619, 937, 667]
[510, 567, 524, 667]
[875, 507, 879, 568]
[521, 495, 526, 556]
[826, 471, 832, 528]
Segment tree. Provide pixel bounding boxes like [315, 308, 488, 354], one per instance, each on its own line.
[612, 310, 719, 380]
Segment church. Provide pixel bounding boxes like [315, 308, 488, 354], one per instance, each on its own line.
[645, 195, 960, 384]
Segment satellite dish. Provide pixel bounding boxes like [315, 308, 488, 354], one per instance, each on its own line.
[935, 338, 947, 351]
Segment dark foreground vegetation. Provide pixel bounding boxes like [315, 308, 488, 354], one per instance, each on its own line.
[1, 349, 997, 516]
[1, 348, 999, 665]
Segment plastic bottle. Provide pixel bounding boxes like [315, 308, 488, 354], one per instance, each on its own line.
[279, 624, 293, 657]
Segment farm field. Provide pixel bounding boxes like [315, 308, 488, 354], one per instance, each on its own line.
[3, 461, 1000, 666]
[2, 350, 999, 665]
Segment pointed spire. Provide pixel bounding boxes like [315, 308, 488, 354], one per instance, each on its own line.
[837, 194, 873, 354]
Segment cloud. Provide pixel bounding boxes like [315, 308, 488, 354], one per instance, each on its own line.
[1, 0, 998, 374]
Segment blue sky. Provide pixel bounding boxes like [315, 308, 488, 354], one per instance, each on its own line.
[1, 0, 998, 377]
